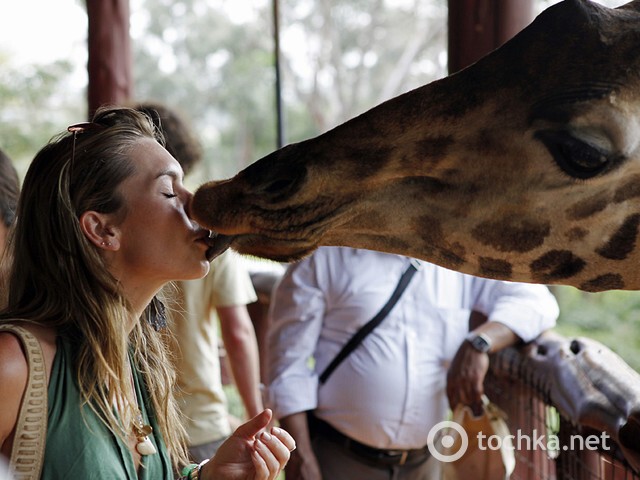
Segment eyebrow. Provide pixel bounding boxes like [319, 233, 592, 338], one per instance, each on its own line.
[155, 169, 183, 182]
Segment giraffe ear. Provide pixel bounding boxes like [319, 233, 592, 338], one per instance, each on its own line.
[79, 211, 120, 250]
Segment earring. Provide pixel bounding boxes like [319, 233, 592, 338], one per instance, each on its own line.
[101, 240, 112, 247]
[147, 297, 167, 331]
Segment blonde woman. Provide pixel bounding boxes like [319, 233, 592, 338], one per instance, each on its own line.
[0, 107, 293, 479]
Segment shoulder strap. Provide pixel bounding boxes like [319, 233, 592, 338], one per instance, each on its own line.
[0, 324, 48, 480]
[318, 260, 420, 384]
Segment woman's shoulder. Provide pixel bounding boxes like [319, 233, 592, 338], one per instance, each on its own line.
[0, 329, 30, 450]
[0, 323, 57, 453]
[0, 322, 57, 353]
[0, 323, 57, 386]
[0, 328, 29, 380]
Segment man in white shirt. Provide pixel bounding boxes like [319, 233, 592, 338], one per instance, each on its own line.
[267, 246, 559, 480]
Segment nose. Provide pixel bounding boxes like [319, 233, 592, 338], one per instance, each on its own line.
[185, 191, 194, 219]
[184, 191, 206, 232]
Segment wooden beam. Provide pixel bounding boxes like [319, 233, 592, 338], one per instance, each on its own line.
[448, 0, 534, 74]
[86, 0, 132, 117]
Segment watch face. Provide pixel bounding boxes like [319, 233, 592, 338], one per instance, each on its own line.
[469, 334, 491, 353]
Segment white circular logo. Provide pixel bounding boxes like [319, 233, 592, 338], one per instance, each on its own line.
[427, 420, 468, 462]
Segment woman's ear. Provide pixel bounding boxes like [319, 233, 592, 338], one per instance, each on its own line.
[79, 211, 120, 250]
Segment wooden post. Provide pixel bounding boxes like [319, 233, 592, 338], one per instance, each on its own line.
[448, 0, 534, 75]
[86, 0, 133, 118]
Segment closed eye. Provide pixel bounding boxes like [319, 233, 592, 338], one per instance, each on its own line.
[535, 129, 623, 179]
[163, 193, 178, 199]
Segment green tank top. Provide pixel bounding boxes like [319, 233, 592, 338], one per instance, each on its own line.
[41, 336, 173, 479]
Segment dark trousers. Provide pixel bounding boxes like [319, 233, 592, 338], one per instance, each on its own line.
[312, 434, 441, 480]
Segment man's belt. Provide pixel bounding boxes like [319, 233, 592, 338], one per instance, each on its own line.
[307, 412, 431, 468]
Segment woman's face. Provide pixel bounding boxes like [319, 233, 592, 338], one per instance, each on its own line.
[110, 137, 213, 287]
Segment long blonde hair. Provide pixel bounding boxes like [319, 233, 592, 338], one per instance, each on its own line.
[0, 107, 189, 467]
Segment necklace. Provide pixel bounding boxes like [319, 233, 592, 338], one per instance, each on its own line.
[128, 362, 157, 456]
[133, 412, 157, 456]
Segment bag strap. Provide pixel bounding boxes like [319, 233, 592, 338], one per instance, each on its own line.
[319, 260, 420, 384]
[0, 324, 48, 480]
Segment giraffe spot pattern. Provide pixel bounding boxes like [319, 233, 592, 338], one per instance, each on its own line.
[565, 227, 589, 241]
[566, 192, 610, 220]
[613, 176, 640, 203]
[595, 214, 640, 260]
[529, 250, 586, 283]
[445, 242, 467, 270]
[580, 274, 625, 292]
[471, 217, 551, 253]
[413, 215, 467, 269]
[346, 146, 395, 180]
[478, 257, 513, 280]
[465, 128, 508, 157]
[413, 135, 454, 165]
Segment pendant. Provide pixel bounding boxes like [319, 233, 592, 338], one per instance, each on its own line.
[133, 422, 156, 455]
[136, 436, 157, 455]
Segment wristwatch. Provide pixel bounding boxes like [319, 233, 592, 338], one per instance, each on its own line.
[465, 332, 492, 353]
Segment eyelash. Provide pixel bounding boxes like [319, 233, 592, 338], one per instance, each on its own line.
[163, 193, 178, 199]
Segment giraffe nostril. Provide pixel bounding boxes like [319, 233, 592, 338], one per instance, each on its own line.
[569, 339, 582, 355]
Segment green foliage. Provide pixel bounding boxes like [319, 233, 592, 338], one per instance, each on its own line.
[0, 56, 83, 173]
[132, 0, 279, 180]
[131, 0, 448, 181]
[551, 286, 640, 371]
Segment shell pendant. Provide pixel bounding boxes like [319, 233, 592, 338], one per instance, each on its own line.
[136, 435, 157, 456]
[134, 422, 156, 456]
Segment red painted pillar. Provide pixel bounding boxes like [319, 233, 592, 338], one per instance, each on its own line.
[86, 0, 133, 117]
[448, 0, 535, 74]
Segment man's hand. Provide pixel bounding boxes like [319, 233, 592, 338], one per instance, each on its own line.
[446, 341, 489, 415]
[279, 412, 322, 480]
[284, 448, 322, 480]
[447, 321, 520, 414]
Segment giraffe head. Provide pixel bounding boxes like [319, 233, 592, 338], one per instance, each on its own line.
[192, 0, 640, 291]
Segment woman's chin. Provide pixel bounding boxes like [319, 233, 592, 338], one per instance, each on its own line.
[196, 261, 211, 279]
[177, 261, 211, 282]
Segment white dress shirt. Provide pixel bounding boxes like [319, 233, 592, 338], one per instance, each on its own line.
[267, 247, 558, 450]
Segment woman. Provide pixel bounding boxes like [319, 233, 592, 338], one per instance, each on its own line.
[0, 148, 19, 259]
[0, 107, 293, 479]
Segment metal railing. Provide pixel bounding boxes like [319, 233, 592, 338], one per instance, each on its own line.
[486, 332, 640, 480]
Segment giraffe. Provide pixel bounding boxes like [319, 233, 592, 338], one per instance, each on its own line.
[496, 331, 640, 472]
[192, 0, 640, 292]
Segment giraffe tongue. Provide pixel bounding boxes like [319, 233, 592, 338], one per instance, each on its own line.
[204, 233, 233, 261]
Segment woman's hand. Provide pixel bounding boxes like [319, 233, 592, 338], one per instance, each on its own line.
[202, 409, 295, 480]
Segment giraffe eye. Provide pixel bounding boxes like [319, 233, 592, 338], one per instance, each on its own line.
[535, 130, 618, 179]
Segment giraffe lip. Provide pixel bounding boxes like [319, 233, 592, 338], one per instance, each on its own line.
[230, 233, 317, 262]
[204, 233, 233, 261]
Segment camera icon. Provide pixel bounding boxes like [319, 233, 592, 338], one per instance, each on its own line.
[427, 420, 468, 462]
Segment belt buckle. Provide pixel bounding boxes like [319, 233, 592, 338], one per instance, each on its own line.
[398, 451, 409, 466]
